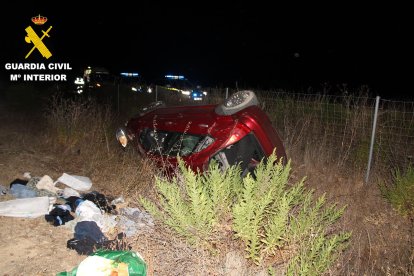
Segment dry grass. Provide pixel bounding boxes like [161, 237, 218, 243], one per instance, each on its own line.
[1, 84, 413, 275]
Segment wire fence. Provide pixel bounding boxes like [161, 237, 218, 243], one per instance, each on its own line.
[204, 88, 414, 182]
[119, 86, 414, 183]
[375, 99, 414, 175]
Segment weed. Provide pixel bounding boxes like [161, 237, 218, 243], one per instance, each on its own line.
[379, 166, 414, 217]
[140, 152, 350, 273]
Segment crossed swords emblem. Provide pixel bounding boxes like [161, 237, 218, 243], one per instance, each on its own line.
[24, 25, 53, 59]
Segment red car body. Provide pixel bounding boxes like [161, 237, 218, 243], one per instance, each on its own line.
[118, 91, 286, 175]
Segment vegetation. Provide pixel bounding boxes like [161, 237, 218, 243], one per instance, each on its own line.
[7, 82, 410, 274]
[140, 152, 351, 274]
[380, 166, 414, 217]
[44, 94, 113, 153]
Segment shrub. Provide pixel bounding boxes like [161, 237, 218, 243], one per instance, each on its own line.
[140, 159, 242, 245]
[380, 166, 414, 217]
[139, 151, 350, 274]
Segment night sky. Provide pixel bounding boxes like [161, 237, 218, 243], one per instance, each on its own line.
[1, 2, 411, 100]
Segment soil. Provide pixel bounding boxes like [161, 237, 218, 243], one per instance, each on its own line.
[0, 99, 412, 276]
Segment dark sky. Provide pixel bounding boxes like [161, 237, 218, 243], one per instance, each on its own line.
[1, 2, 411, 99]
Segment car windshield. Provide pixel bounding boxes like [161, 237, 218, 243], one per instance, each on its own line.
[139, 128, 214, 157]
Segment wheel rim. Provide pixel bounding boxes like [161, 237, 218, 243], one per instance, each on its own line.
[224, 91, 251, 107]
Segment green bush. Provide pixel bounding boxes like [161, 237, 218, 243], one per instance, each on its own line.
[140, 160, 242, 245]
[380, 166, 414, 217]
[286, 231, 351, 276]
[139, 151, 350, 274]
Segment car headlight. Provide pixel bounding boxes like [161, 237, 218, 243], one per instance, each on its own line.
[116, 127, 128, 147]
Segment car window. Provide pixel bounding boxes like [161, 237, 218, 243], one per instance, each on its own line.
[211, 132, 265, 175]
[139, 128, 212, 157]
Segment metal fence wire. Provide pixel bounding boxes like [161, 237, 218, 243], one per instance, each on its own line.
[375, 99, 414, 175]
[126, 87, 414, 183]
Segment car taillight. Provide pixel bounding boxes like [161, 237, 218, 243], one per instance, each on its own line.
[223, 123, 250, 147]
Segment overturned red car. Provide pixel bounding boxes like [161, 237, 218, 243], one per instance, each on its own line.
[116, 90, 287, 176]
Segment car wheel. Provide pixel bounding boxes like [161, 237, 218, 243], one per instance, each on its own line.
[215, 90, 259, 115]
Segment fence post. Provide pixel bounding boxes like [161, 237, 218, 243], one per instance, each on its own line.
[225, 87, 228, 99]
[155, 85, 158, 102]
[117, 82, 120, 114]
[365, 96, 380, 183]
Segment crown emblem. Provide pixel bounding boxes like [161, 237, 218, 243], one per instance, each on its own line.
[31, 14, 47, 25]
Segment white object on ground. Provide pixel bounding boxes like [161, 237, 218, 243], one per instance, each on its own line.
[59, 187, 81, 198]
[76, 255, 116, 276]
[0, 197, 53, 218]
[23, 172, 32, 179]
[55, 173, 92, 191]
[110, 196, 125, 205]
[72, 200, 117, 233]
[76, 200, 103, 221]
[36, 175, 61, 194]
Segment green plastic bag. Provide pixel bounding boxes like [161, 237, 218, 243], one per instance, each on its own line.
[57, 250, 147, 276]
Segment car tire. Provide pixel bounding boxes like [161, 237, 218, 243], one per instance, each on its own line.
[139, 101, 166, 116]
[215, 90, 259, 115]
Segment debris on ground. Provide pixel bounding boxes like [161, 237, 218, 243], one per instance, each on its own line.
[55, 173, 92, 191]
[57, 250, 147, 276]
[0, 196, 54, 218]
[0, 171, 154, 262]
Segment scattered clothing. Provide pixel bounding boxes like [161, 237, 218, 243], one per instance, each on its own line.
[65, 196, 83, 211]
[9, 177, 58, 198]
[117, 216, 138, 237]
[45, 204, 74, 226]
[74, 221, 107, 242]
[75, 200, 105, 227]
[67, 232, 131, 255]
[0, 197, 53, 218]
[26, 176, 57, 197]
[9, 178, 28, 188]
[118, 207, 154, 236]
[83, 191, 116, 214]
[3, 176, 152, 255]
[23, 172, 32, 179]
[10, 184, 37, 198]
[57, 187, 81, 199]
[36, 175, 61, 194]
[110, 196, 125, 205]
[0, 185, 9, 195]
[67, 238, 102, 256]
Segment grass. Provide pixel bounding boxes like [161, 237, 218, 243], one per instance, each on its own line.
[380, 166, 414, 217]
[39, 88, 157, 199]
[2, 82, 413, 275]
